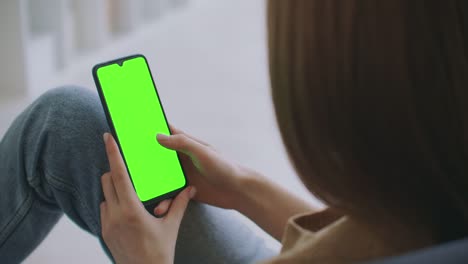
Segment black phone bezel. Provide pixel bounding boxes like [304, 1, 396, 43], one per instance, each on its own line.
[92, 54, 188, 212]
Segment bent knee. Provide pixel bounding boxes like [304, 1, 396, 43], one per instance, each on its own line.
[37, 86, 98, 112]
[34, 86, 109, 137]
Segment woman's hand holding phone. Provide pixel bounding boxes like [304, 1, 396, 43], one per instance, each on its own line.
[100, 133, 196, 264]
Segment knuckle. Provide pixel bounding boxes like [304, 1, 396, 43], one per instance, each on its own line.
[101, 173, 110, 186]
[174, 134, 189, 150]
[111, 171, 124, 183]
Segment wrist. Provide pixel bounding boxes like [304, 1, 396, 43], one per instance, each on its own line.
[230, 167, 264, 213]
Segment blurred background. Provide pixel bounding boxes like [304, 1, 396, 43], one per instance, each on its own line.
[0, 0, 322, 262]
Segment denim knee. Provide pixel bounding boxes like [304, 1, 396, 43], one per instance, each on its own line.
[33, 86, 109, 141]
[27, 86, 110, 189]
[35, 86, 104, 126]
[21, 86, 110, 236]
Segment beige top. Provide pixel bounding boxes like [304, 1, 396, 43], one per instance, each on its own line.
[262, 210, 401, 264]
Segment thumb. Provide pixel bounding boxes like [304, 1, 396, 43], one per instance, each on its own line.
[165, 186, 196, 224]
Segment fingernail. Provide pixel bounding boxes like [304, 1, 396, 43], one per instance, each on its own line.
[157, 133, 170, 141]
[189, 186, 197, 198]
[103, 133, 109, 143]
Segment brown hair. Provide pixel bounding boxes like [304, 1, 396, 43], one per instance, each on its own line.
[268, 0, 468, 244]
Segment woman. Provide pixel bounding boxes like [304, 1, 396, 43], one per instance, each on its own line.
[1, 0, 468, 263]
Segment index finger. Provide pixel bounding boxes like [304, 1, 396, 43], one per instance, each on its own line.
[103, 133, 140, 204]
[168, 124, 211, 147]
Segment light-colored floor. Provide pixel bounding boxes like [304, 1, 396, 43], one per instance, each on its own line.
[0, 1, 322, 263]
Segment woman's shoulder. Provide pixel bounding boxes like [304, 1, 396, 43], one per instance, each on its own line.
[261, 209, 398, 264]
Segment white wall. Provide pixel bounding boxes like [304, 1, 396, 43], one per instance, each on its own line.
[0, 1, 28, 96]
[0, 0, 190, 98]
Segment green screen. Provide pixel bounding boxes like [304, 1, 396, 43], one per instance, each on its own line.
[96, 56, 186, 202]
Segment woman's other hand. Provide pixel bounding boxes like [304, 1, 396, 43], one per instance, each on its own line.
[100, 133, 196, 264]
[155, 125, 248, 212]
[155, 126, 318, 241]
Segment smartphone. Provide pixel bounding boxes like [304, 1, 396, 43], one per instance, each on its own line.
[92, 54, 187, 210]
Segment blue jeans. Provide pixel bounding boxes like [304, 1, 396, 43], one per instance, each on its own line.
[0, 86, 277, 263]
